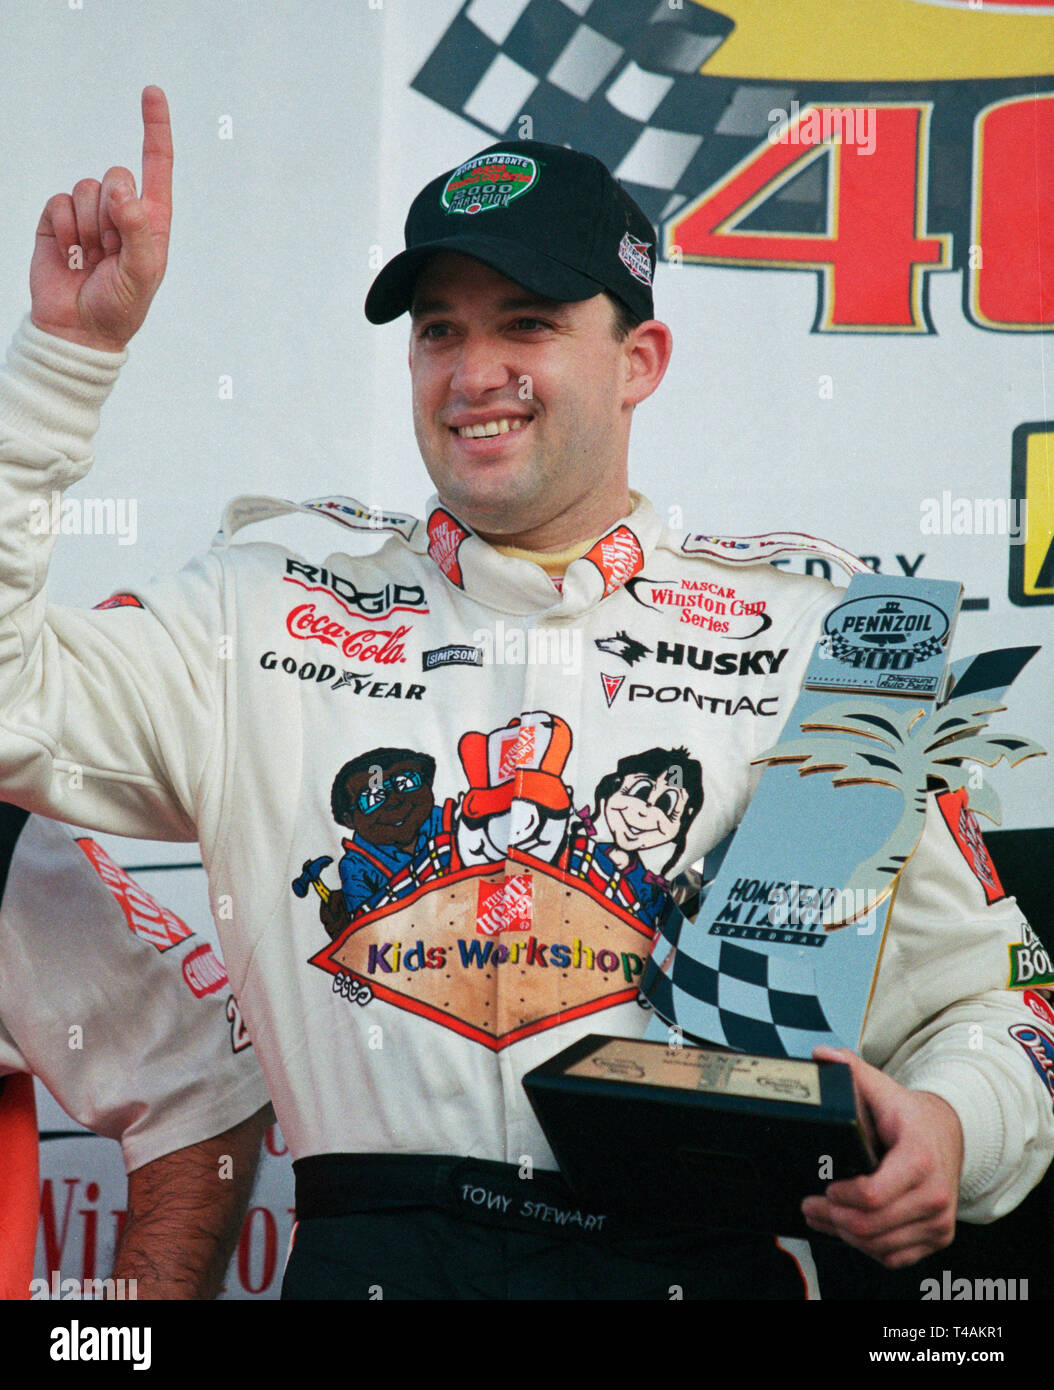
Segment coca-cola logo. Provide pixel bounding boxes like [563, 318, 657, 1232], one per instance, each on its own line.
[284, 603, 409, 664]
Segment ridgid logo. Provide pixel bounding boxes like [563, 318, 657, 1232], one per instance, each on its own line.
[415, 0, 1054, 333]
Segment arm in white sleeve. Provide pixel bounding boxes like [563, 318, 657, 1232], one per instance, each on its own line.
[0, 318, 222, 840]
[862, 792, 1054, 1222]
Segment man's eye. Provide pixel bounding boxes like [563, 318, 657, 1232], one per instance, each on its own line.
[512, 317, 550, 332]
[417, 322, 450, 341]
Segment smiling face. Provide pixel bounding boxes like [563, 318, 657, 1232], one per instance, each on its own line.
[339, 759, 435, 852]
[409, 253, 668, 548]
[603, 770, 691, 857]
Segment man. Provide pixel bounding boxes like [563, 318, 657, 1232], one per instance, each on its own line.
[0, 87, 1049, 1298]
[0, 804, 272, 1299]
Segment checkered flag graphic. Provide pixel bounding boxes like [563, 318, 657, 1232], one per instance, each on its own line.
[826, 631, 946, 666]
[412, 0, 1019, 261]
[642, 912, 842, 1058]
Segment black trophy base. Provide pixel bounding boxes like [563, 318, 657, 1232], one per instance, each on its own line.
[523, 1034, 876, 1236]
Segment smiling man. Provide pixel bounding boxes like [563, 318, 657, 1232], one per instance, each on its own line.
[0, 90, 1051, 1300]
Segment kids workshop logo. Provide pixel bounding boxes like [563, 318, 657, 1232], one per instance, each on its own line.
[414, 0, 1053, 333]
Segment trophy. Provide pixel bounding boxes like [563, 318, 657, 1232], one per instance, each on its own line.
[525, 572, 1043, 1232]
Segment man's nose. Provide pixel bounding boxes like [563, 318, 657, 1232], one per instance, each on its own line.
[449, 334, 512, 397]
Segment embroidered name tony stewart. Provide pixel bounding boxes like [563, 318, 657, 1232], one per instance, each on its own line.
[365, 936, 644, 983]
[459, 1182, 607, 1232]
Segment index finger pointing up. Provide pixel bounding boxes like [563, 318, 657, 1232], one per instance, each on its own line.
[140, 85, 173, 212]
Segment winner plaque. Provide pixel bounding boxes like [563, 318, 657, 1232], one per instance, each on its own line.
[523, 1034, 876, 1234]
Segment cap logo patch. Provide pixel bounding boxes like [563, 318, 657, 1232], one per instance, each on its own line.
[618, 231, 653, 287]
[441, 152, 538, 216]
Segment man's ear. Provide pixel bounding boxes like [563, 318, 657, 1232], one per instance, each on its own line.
[622, 320, 673, 408]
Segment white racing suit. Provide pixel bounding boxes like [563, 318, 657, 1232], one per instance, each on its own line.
[0, 318, 1051, 1268]
[0, 807, 270, 1171]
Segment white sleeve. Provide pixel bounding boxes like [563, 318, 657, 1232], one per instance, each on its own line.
[861, 790, 1054, 1222]
[0, 811, 270, 1172]
[0, 319, 222, 840]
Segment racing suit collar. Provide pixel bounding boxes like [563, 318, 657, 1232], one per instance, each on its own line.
[423, 492, 661, 617]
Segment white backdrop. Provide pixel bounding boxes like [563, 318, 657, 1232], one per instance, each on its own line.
[0, 0, 1048, 1299]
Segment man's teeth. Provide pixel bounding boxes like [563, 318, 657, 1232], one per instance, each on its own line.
[456, 418, 528, 438]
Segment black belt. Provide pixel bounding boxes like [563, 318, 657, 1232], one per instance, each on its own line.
[294, 1152, 640, 1243]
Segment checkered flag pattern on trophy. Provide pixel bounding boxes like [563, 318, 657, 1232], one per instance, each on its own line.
[642, 915, 843, 1059]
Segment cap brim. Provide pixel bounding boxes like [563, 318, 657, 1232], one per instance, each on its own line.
[364, 235, 606, 324]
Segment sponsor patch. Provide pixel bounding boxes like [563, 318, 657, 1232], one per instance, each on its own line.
[423, 644, 484, 671]
[681, 531, 866, 579]
[582, 525, 644, 598]
[301, 497, 418, 542]
[1009, 1022, 1054, 1109]
[1006, 919, 1054, 989]
[311, 861, 651, 1051]
[616, 684, 779, 716]
[427, 508, 470, 588]
[284, 603, 410, 664]
[618, 231, 653, 286]
[655, 643, 789, 675]
[600, 673, 625, 707]
[284, 559, 427, 618]
[441, 152, 538, 216]
[76, 839, 193, 952]
[476, 874, 533, 937]
[1023, 990, 1054, 1027]
[936, 788, 1006, 905]
[182, 942, 229, 998]
[93, 592, 143, 610]
[330, 670, 426, 700]
[594, 631, 652, 667]
[625, 574, 772, 638]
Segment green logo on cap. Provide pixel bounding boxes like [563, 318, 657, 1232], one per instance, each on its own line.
[440, 152, 538, 216]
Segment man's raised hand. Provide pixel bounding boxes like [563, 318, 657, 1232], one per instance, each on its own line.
[30, 86, 173, 352]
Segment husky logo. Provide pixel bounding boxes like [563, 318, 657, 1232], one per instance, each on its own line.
[595, 632, 652, 667]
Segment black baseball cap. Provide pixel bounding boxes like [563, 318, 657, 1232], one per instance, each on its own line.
[364, 140, 657, 325]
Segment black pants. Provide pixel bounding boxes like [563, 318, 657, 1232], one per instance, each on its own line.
[281, 1154, 808, 1300]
